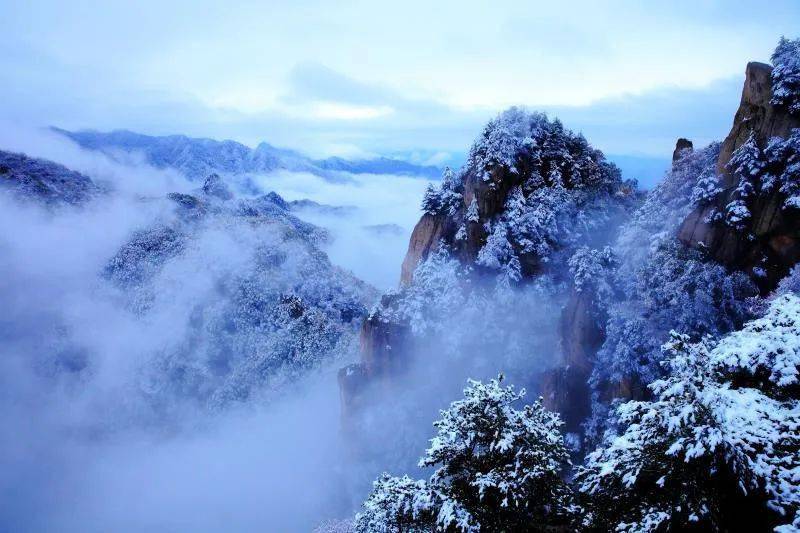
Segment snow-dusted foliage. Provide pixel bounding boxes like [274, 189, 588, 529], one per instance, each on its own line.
[588, 140, 758, 439]
[725, 134, 763, 229]
[105, 177, 375, 414]
[354, 376, 576, 532]
[371, 242, 562, 377]
[463, 108, 631, 279]
[0, 149, 99, 205]
[708, 128, 800, 223]
[579, 299, 800, 531]
[779, 264, 800, 295]
[421, 167, 463, 216]
[378, 246, 468, 336]
[764, 129, 800, 209]
[710, 293, 800, 393]
[592, 240, 757, 391]
[475, 220, 521, 284]
[467, 108, 621, 191]
[617, 143, 720, 274]
[771, 37, 800, 115]
[568, 246, 618, 303]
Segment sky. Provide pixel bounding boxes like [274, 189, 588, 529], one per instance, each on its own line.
[1, 0, 800, 168]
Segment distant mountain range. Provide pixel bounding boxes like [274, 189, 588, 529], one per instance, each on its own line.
[52, 128, 443, 181]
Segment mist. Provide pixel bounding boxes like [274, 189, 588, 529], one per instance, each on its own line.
[256, 170, 433, 290]
[0, 120, 582, 532]
[0, 128, 457, 532]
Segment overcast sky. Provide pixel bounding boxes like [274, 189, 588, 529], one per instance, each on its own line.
[2, 0, 799, 165]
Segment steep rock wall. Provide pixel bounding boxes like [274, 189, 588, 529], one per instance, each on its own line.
[678, 62, 800, 290]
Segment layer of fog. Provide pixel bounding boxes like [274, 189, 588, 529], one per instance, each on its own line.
[253, 170, 434, 290]
[0, 129, 435, 531]
[0, 128, 568, 531]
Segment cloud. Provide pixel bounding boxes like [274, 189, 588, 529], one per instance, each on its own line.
[0, 1, 796, 171]
[285, 62, 397, 107]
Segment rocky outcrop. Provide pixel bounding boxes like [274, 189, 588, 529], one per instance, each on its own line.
[542, 288, 605, 433]
[715, 62, 799, 178]
[337, 296, 413, 421]
[201, 173, 234, 200]
[400, 213, 451, 284]
[400, 162, 527, 284]
[344, 110, 632, 431]
[678, 62, 800, 290]
[672, 138, 693, 162]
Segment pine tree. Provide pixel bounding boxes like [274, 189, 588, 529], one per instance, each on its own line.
[578, 296, 800, 531]
[771, 37, 800, 115]
[354, 376, 577, 532]
[725, 134, 763, 230]
[422, 184, 443, 215]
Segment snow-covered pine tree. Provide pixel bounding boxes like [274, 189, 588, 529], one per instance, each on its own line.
[725, 133, 763, 230]
[568, 246, 618, 304]
[771, 37, 800, 115]
[764, 129, 800, 210]
[421, 167, 463, 216]
[422, 183, 443, 215]
[578, 294, 800, 532]
[354, 375, 577, 532]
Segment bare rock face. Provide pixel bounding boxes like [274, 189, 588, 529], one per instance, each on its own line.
[678, 62, 800, 290]
[542, 288, 605, 432]
[337, 294, 412, 422]
[716, 62, 799, 179]
[400, 213, 451, 284]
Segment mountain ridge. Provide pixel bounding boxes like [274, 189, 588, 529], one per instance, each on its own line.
[51, 127, 444, 181]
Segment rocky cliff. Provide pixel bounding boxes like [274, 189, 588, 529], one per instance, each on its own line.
[341, 52, 800, 443]
[341, 109, 635, 427]
[678, 61, 800, 291]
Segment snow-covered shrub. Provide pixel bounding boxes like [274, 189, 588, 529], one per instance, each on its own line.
[354, 376, 576, 532]
[617, 143, 720, 276]
[476, 221, 521, 284]
[579, 306, 800, 531]
[467, 107, 532, 179]
[710, 293, 800, 394]
[421, 183, 443, 215]
[764, 129, 800, 209]
[778, 264, 800, 295]
[771, 37, 800, 115]
[379, 245, 468, 336]
[725, 134, 763, 230]
[593, 240, 757, 389]
[714, 127, 800, 224]
[568, 246, 618, 303]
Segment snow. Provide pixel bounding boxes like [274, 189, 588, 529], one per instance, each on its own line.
[771, 37, 800, 115]
[355, 376, 575, 532]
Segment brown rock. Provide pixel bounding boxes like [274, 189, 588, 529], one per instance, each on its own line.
[542, 288, 606, 432]
[717, 62, 800, 178]
[400, 214, 449, 285]
[678, 61, 800, 291]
